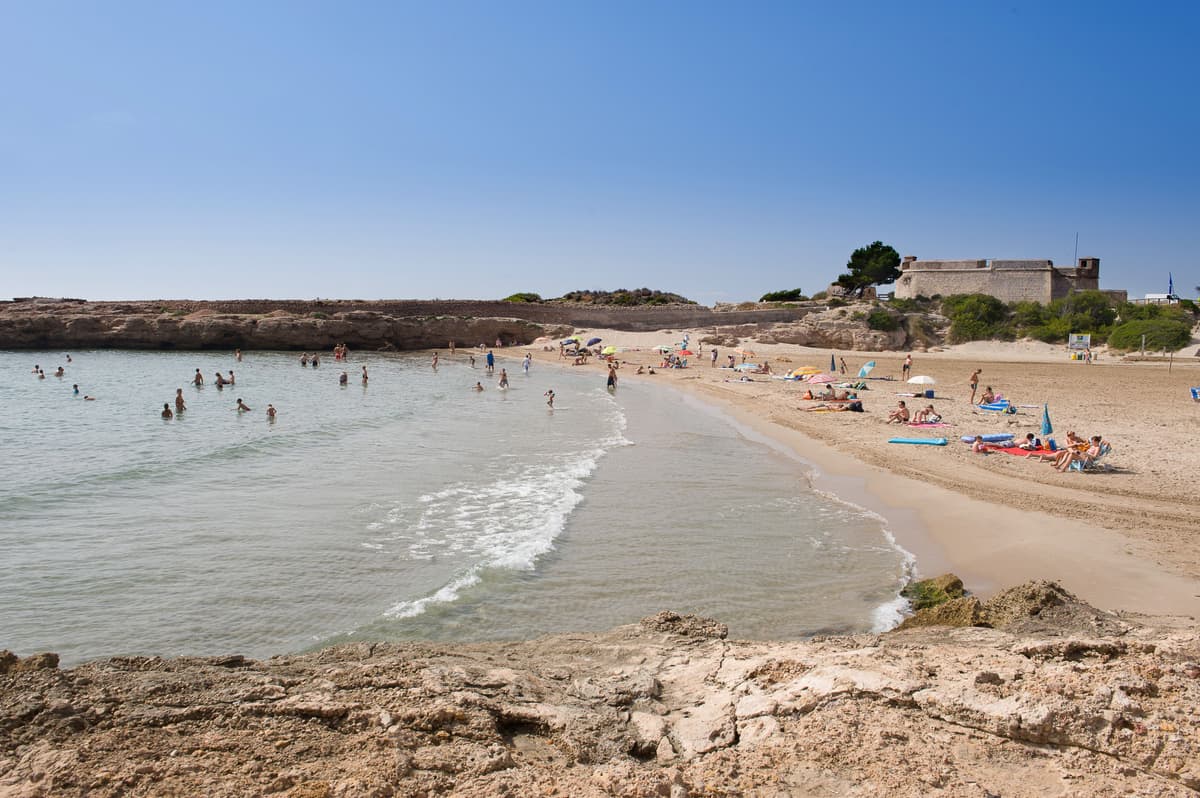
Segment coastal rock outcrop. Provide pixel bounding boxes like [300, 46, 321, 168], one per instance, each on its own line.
[746, 305, 909, 351]
[2, 584, 1198, 796]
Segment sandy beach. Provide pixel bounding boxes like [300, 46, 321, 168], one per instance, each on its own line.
[512, 331, 1200, 619]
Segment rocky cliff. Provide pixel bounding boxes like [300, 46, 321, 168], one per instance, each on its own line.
[2, 583, 1197, 797]
[0, 298, 951, 353]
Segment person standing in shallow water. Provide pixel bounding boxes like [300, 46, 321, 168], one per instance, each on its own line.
[498, 368, 509, 388]
[432, 352, 439, 370]
[161, 403, 173, 419]
[544, 389, 555, 408]
[175, 389, 186, 413]
[236, 398, 252, 412]
[523, 353, 531, 375]
[485, 350, 495, 373]
[193, 369, 204, 386]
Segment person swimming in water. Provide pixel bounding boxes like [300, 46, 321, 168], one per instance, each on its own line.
[175, 388, 186, 412]
[473, 381, 484, 392]
[73, 384, 80, 395]
[498, 368, 508, 388]
[236, 398, 252, 412]
[161, 403, 173, 419]
[54, 366, 64, 377]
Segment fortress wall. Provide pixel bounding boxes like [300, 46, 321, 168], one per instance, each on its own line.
[896, 269, 1051, 302]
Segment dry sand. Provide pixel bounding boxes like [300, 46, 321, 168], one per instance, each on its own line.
[509, 330, 1200, 620]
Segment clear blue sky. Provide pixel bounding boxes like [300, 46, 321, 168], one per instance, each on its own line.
[2, 1, 1196, 302]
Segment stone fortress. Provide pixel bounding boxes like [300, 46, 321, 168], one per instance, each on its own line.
[893, 256, 1125, 304]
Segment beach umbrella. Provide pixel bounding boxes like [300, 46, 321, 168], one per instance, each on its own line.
[857, 360, 876, 378]
[907, 375, 936, 385]
[601, 345, 616, 355]
[807, 373, 837, 384]
[677, 349, 694, 356]
[791, 365, 821, 375]
[830, 353, 837, 372]
[1041, 404, 1053, 436]
[586, 337, 602, 346]
[654, 345, 673, 353]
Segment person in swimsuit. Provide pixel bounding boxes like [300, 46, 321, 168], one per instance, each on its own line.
[227, 371, 235, 385]
[194, 369, 204, 386]
[54, 366, 64, 377]
[969, 369, 982, 403]
[523, 353, 531, 374]
[485, 350, 495, 373]
[361, 366, 368, 384]
[301, 352, 309, 366]
[544, 389, 555, 407]
[312, 354, 320, 368]
[498, 368, 509, 388]
[432, 352, 439, 370]
[473, 382, 484, 392]
[902, 354, 912, 379]
[266, 404, 277, 420]
[175, 388, 186, 413]
[215, 372, 226, 387]
[73, 384, 80, 395]
[607, 365, 617, 390]
[340, 371, 349, 385]
[236, 398, 252, 412]
[235, 349, 242, 362]
[161, 403, 173, 419]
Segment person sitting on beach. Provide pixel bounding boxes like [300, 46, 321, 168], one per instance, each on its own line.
[1055, 435, 1105, 471]
[912, 405, 933, 424]
[979, 386, 996, 404]
[971, 435, 988, 453]
[635, 365, 644, 374]
[1018, 433, 1041, 451]
[886, 400, 909, 424]
[236, 398, 252, 412]
[647, 367, 656, 374]
[726, 354, 736, 368]
[573, 355, 587, 366]
[161, 403, 173, 419]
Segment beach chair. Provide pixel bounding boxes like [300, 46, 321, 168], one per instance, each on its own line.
[1191, 387, 1200, 402]
[1069, 443, 1113, 472]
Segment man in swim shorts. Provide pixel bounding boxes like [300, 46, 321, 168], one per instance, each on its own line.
[236, 398, 252, 412]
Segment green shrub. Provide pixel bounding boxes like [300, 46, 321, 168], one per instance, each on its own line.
[1107, 318, 1193, 351]
[759, 288, 807, 302]
[888, 296, 934, 313]
[851, 311, 866, 321]
[826, 297, 846, 308]
[310, 312, 328, 320]
[867, 309, 900, 331]
[503, 292, 543, 303]
[941, 294, 1012, 342]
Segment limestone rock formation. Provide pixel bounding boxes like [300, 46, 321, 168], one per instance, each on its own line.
[2, 584, 1198, 796]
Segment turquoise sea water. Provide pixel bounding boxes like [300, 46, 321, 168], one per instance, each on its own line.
[0, 350, 912, 665]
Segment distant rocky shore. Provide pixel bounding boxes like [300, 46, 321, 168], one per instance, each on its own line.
[0, 298, 911, 352]
[2, 581, 1197, 796]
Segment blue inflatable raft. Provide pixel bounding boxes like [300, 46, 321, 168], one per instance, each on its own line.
[959, 433, 1014, 443]
[888, 437, 948, 446]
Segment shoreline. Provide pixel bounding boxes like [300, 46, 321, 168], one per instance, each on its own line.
[508, 337, 1200, 620]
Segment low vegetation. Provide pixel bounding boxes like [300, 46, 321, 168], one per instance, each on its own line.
[758, 288, 807, 302]
[936, 290, 1196, 349]
[556, 288, 695, 306]
[503, 293, 543, 303]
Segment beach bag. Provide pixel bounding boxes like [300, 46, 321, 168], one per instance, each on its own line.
[848, 401, 864, 412]
[1047, 438, 1057, 452]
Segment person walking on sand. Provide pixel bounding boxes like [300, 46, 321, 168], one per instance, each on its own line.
[969, 369, 982, 404]
[902, 353, 912, 379]
[839, 357, 848, 375]
[449, 340, 456, 355]
[175, 388, 186, 413]
[711, 348, 718, 367]
[544, 389, 555, 408]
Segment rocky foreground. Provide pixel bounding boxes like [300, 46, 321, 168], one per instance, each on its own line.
[2, 583, 1198, 797]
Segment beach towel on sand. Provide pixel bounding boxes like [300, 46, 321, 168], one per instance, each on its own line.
[907, 422, 952, 428]
[985, 445, 1042, 457]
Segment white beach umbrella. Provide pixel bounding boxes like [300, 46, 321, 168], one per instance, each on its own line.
[907, 375, 936, 385]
